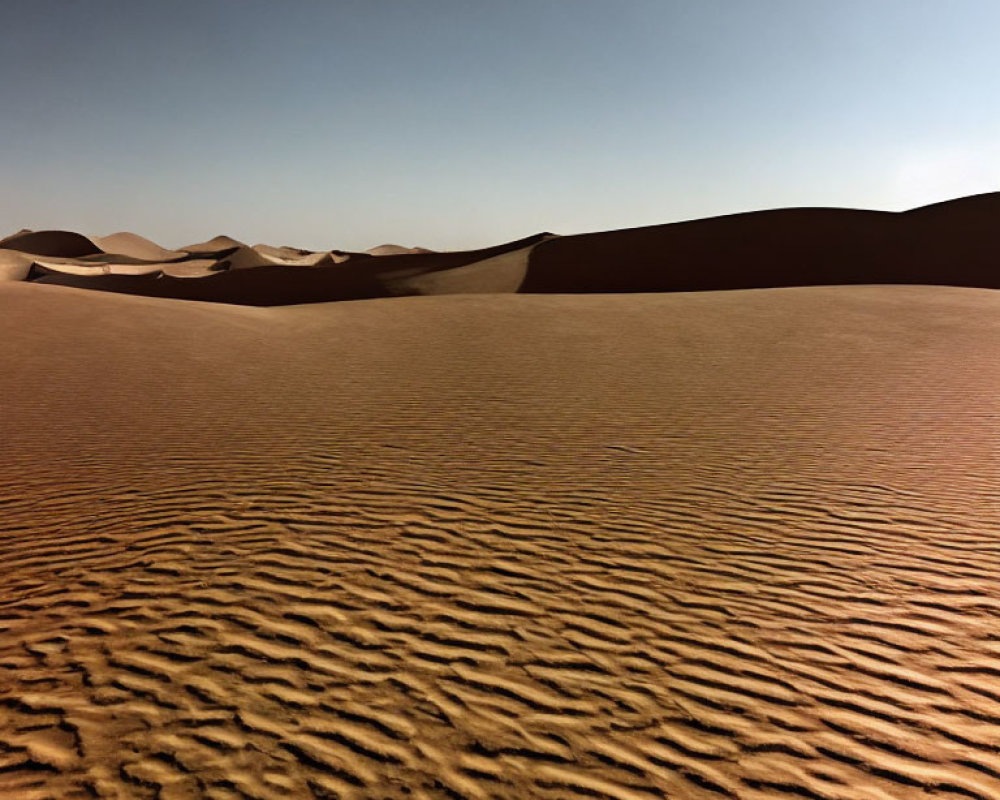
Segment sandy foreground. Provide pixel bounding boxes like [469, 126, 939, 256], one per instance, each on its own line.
[1, 281, 999, 799]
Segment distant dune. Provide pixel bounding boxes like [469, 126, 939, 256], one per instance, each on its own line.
[0, 229, 105, 258]
[28, 231, 555, 305]
[7, 193, 1000, 304]
[524, 192, 1000, 293]
[178, 234, 245, 255]
[220, 245, 334, 271]
[365, 243, 433, 257]
[92, 232, 187, 262]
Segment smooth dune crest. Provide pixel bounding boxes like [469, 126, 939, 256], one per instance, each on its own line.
[0, 229, 187, 262]
[176, 235, 246, 255]
[91, 232, 187, 262]
[524, 192, 1000, 293]
[0, 229, 105, 258]
[365, 243, 434, 257]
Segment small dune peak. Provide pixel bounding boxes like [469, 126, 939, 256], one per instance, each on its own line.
[93, 232, 185, 262]
[179, 235, 245, 255]
[365, 243, 427, 257]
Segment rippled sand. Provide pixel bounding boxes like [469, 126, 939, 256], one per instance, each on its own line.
[2, 282, 999, 799]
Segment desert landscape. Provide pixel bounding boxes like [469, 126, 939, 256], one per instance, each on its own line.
[2, 196, 1000, 799]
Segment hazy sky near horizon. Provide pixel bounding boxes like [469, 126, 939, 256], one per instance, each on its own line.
[1, 0, 998, 251]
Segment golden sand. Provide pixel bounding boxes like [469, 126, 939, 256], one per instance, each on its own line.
[2, 281, 999, 798]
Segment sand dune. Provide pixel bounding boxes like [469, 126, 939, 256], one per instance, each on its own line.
[0, 250, 33, 281]
[161, 258, 229, 278]
[92, 232, 186, 262]
[2, 280, 1000, 798]
[242, 246, 338, 268]
[366, 243, 433, 257]
[0, 229, 105, 258]
[380, 243, 540, 295]
[29, 259, 174, 278]
[524, 193, 1000, 293]
[8, 193, 1000, 305]
[28, 260, 392, 305]
[177, 235, 245, 256]
[27, 232, 555, 305]
[252, 244, 346, 265]
[222, 245, 306, 271]
[29, 260, 118, 277]
[0, 229, 186, 264]
[29, 259, 226, 280]
[37, 252, 174, 267]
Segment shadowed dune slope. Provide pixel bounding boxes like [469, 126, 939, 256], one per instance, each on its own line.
[30, 232, 555, 305]
[2, 282, 1000, 799]
[0, 230, 185, 262]
[27, 260, 391, 305]
[0, 229, 104, 258]
[522, 192, 1000, 293]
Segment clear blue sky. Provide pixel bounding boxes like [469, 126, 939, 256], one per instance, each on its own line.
[1, 0, 997, 251]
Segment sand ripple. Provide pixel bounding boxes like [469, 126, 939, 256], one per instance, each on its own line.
[1, 284, 999, 798]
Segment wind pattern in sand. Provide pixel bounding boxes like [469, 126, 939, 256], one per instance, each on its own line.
[2, 283, 1000, 799]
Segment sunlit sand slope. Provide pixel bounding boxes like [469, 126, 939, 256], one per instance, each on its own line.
[1, 283, 999, 799]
